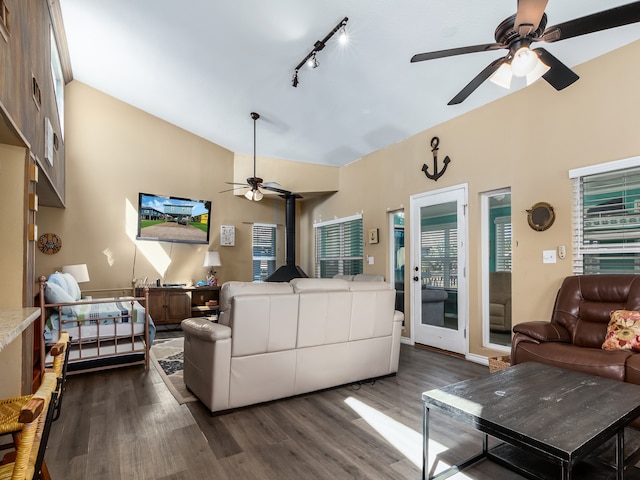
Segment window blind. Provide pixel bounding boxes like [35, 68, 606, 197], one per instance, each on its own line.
[494, 215, 512, 272]
[421, 223, 457, 288]
[252, 223, 276, 282]
[572, 164, 640, 274]
[314, 215, 363, 278]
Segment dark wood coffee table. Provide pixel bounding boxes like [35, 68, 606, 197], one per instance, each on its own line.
[422, 362, 640, 480]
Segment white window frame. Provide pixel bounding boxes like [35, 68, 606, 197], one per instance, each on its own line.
[570, 156, 640, 274]
[252, 223, 276, 282]
[314, 214, 363, 278]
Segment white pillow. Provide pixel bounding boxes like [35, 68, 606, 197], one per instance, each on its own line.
[44, 282, 79, 316]
[48, 272, 81, 301]
[61, 272, 82, 301]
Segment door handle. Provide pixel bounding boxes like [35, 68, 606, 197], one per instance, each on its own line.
[413, 276, 419, 282]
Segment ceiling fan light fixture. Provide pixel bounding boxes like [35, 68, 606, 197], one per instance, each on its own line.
[253, 189, 263, 201]
[510, 47, 538, 77]
[489, 63, 513, 89]
[526, 57, 551, 86]
[244, 189, 254, 201]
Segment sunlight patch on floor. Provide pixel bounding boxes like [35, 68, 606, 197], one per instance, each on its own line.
[344, 396, 473, 479]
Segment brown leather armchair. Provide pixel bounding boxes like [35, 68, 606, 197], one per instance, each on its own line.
[512, 274, 640, 384]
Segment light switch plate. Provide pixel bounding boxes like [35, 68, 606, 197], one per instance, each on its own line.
[543, 250, 556, 264]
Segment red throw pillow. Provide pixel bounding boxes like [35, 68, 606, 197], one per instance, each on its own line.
[602, 310, 640, 351]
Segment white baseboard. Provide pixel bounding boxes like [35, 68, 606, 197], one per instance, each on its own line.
[465, 352, 489, 366]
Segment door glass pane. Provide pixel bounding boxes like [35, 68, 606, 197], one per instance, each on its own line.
[488, 193, 512, 347]
[421, 201, 457, 330]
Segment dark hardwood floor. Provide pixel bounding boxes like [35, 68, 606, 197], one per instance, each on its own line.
[44, 339, 634, 479]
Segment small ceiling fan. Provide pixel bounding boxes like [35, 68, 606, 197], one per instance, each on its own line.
[410, 1, 640, 105]
[220, 112, 280, 201]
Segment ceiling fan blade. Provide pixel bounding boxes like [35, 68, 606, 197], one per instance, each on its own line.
[261, 181, 281, 188]
[411, 43, 503, 63]
[514, 0, 549, 35]
[541, 3, 640, 43]
[225, 181, 249, 186]
[448, 57, 507, 105]
[535, 48, 579, 90]
[219, 186, 249, 193]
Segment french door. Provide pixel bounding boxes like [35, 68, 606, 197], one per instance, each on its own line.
[411, 185, 468, 355]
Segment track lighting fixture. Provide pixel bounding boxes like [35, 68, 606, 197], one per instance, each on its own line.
[307, 52, 319, 69]
[291, 16, 348, 88]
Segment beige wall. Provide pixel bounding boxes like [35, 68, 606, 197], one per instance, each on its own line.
[302, 39, 640, 357]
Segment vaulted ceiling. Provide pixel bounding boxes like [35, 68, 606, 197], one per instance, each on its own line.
[59, 1, 640, 167]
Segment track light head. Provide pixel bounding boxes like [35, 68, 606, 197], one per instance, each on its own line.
[307, 53, 319, 69]
[292, 71, 299, 87]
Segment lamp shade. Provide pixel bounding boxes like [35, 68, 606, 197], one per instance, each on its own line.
[203, 251, 222, 267]
[61, 264, 90, 283]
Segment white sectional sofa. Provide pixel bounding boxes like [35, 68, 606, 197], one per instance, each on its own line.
[182, 278, 404, 413]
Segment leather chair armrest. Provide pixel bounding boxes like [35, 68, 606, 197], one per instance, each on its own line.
[182, 318, 231, 342]
[512, 321, 570, 343]
[393, 310, 404, 323]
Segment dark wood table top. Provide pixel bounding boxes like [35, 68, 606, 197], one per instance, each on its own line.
[423, 362, 640, 462]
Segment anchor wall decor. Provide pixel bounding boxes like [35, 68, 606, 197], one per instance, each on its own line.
[422, 136, 451, 181]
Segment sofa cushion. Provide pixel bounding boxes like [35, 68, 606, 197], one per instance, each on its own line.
[552, 275, 640, 349]
[297, 292, 352, 347]
[290, 278, 349, 292]
[602, 310, 640, 351]
[230, 294, 299, 356]
[347, 281, 391, 292]
[353, 274, 384, 282]
[514, 341, 632, 382]
[219, 281, 293, 315]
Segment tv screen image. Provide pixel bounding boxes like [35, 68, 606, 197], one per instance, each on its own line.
[137, 193, 212, 244]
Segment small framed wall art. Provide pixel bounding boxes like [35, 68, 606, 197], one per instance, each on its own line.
[368, 228, 379, 244]
[220, 225, 235, 246]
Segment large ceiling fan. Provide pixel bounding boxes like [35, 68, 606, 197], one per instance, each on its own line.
[411, 1, 640, 105]
[220, 112, 280, 201]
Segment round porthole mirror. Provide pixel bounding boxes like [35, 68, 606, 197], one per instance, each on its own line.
[527, 202, 555, 232]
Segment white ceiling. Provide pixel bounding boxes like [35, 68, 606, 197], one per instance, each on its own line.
[59, 1, 640, 167]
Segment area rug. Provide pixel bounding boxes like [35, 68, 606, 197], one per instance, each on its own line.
[150, 337, 198, 404]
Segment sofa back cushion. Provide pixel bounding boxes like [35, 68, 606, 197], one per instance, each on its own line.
[219, 281, 293, 325]
[553, 275, 640, 348]
[230, 293, 299, 356]
[290, 278, 349, 292]
[297, 291, 352, 348]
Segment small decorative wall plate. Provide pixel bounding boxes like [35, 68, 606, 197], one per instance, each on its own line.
[38, 232, 62, 254]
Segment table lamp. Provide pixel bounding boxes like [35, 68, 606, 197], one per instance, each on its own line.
[61, 263, 90, 283]
[203, 251, 221, 286]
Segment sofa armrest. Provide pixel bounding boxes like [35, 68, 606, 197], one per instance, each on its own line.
[393, 310, 404, 324]
[512, 321, 570, 343]
[181, 318, 231, 342]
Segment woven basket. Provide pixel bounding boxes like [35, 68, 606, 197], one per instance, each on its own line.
[488, 355, 511, 373]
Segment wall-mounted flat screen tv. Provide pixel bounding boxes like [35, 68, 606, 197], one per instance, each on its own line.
[137, 192, 212, 244]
